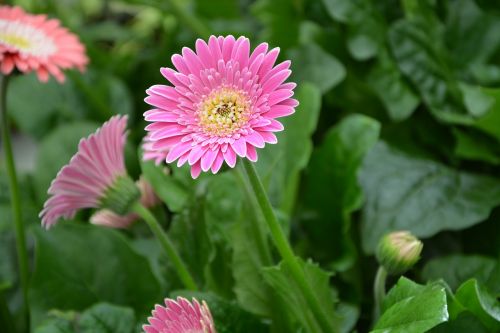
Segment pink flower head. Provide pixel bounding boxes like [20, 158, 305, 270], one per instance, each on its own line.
[91, 176, 160, 229]
[0, 5, 88, 82]
[144, 35, 298, 178]
[143, 297, 216, 333]
[142, 133, 170, 166]
[39, 115, 128, 228]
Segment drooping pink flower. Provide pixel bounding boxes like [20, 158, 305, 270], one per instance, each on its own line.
[39, 115, 130, 228]
[91, 176, 160, 229]
[142, 133, 171, 166]
[144, 35, 298, 178]
[0, 5, 88, 82]
[143, 297, 216, 333]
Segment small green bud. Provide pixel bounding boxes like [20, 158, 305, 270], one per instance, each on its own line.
[100, 175, 141, 215]
[376, 231, 423, 275]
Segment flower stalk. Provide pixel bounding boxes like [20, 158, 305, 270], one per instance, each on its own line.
[131, 201, 198, 291]
[373, 266, 387, 321]
[0, 74, 29, 324]
[241, 159, 336, 333]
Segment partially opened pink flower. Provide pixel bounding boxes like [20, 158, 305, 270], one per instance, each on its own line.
[143, 297, 216, 333]
[39, 115, 139, 228]
[91, 176, 160, 229]
[144, 35, 298, 178]
[0, 5, 88, 82]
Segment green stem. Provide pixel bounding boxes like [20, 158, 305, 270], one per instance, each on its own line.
[164, 0, 211, 39]
[132, 202, 198, 291]
[373, 266, 387, 322]
[241, 159, 336, 333]
[234, 166, 273, 265]
[0, 74, 29, 326]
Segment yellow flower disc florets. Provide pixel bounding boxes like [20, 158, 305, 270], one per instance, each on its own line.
[198, 87, 251, 136]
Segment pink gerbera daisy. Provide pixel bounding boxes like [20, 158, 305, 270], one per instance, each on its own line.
[91, 176, 160, 229]
[143, 297, 216, 333]
[39, 115, 139, 228]
[0, 5, 88, 82]
[144, 35, 298, 178]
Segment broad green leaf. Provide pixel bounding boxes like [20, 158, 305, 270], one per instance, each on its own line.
[29, 224, 161, 328]
[474, 87, 500, 142]
[360, 142, 500, 253]
[170, 291, 268, 333]
[452, 128, 500, 165]
[422, 255, 499, 293]
[288, 44, 346, 94]
[140, 159, 189, 213]
[368, 51, 419, 121]
[34, 317, 74, 333]
[303, 114, 380, 268]
[262, 258, 341, 332]
[373, 277, 448, 333]
[322, 0, 385, 60]
[444, 0, 500, 71]
[430, 312, 489, 333]
[194, 0, 239, 19]
[34, 122, 99, 204]
[79, 303, 135, 333]
[454, 279, 500, 331]
[7, 74, 84, 139]
[256, 83, 322, 214]
[388, 17, 478, 124]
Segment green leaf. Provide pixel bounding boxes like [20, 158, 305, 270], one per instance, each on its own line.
[79, 303, 135, 333]
[453, 128, 500, 165]
[360, 142, 500, 253]
[474, 87, 500, 142]
[373, 277, 448, 333]
[169, 291, 268, 333]
[454, 279, 500, 331]
[34, 317, 74, 333]
[429, 312, 489, 333]
[388, 17, 476, 124]
[34, 122, 99, 204]
[29, 224, 161, 328]
[288, 44, 346, 94]
[422, 255, 500, 293]
[368, 51, 420, 121]
[303, 114, 380, 267]
[262, 258, 341, 332]
[140, 159, 189, 213]
[7, 74, 84, 139]
[256, 83, 322, 214]
[322, 0, 385, 60]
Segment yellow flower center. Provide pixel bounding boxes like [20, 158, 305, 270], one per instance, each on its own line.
[0, 33, 31, 49]
[198, 88, 250, 136]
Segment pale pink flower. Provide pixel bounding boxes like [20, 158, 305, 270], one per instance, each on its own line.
[143, 297, 216, 333]
[144, 35, 298, 178]
[142, 133, 170, 166]
[0, 5, 88, 82]
[39, 115, 129, 228]
[91, 176, 160, 229]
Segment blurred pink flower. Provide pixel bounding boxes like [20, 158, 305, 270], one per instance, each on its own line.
[142, 133, 170, 166]
[91, 176, 160, 229]
[0, 5, 88, 82]
[143, 297, 216, 333]
[144, 35, 298, 178]
[39, 115, 129, 228]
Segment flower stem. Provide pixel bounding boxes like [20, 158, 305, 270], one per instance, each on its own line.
[373, 266, 387, 322]
[241, 159, 336, 333]
[0, 74, 29, 325]
[132, 201, 198, 291]
[165, 0, 211, 39]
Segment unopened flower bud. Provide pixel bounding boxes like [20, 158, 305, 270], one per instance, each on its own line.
[376, 231, 423, 275]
